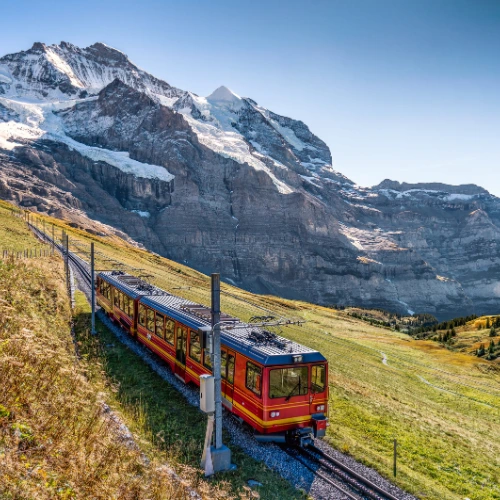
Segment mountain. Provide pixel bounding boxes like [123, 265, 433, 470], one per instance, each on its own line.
[1, 41, 500, 320]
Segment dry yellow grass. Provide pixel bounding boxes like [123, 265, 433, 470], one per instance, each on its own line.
[0, 255, 226, 499]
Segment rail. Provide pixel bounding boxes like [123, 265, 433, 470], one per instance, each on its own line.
[282, 444, 402, 500]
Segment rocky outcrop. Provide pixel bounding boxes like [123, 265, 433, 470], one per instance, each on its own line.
[0, 41, 499, 320]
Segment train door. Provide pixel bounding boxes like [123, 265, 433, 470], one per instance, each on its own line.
[222, 349, 236, 407]
[175, 325, 187, 380]
[310, 364, 327, 414]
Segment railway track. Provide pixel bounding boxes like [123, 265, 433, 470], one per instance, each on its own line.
[29, 223, 92, 285]
[282, 444, 401, 500]
[28, 223, 405, 500]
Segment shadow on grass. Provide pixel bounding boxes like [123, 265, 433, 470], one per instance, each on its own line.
[73, 308, 308, 500]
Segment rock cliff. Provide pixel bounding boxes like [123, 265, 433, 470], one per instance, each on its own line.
[1, 42, 499, 320]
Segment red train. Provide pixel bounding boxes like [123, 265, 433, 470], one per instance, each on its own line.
[96, 271, 328, 444]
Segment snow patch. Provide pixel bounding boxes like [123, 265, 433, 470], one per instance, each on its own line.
[45, 48, 84, 88]
[156, 94, 179, 108]
[443, 193, 475, 201]
[178, 95, 293, 194]
[0, 97, 174, 182]
[300, 175, 322, 187]
[0, 121, 43, 150]
[131, 210, 151, 218]
[74, 145, 173, 181]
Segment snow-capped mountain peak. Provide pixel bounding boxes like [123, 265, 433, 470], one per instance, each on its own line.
[207, 85, 242, 103]
[0, 41, 183, 102]
[0, 41, 345, 194]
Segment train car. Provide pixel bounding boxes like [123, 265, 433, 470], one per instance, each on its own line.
[96, 271, 329, 444]
[96, 271, 165, 335]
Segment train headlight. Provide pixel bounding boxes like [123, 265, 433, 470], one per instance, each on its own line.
[270, 411, 280, 418]
[316, 405, 325, 412]
[292, 355, 303, 363]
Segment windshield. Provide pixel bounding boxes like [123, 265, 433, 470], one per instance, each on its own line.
[311, 364, 326, 393]
[269, 366, 308, 399]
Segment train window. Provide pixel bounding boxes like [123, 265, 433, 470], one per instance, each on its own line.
[176, 327, 187, 365]
[311, 364, 326, 393]
[246, 362, 262, 397]
[165, 318, 175, 345]
[227, 354, 235, 385]
[113, 289, 119, 307]
[155, 313, 165, 339]
[203, 346, 212, 370]
[147, 308, 155, 332]
[269, 366, 308, 399]
[220, 351, 234, 383]
[221, 350, 227, 379]
[189, 331, 202, 363]
[138, 304, 146, 326]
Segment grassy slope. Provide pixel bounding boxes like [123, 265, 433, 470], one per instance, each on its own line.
[0, 233, 208, 498]
[0, 201, 305, 499]
[3, 200, 500, 499]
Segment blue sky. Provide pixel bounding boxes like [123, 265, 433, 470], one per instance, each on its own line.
[1, 0, 499, 194]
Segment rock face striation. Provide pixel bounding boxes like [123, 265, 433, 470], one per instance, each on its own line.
[1, 41, 499, 320]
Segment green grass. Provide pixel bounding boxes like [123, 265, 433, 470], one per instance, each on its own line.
[0, 200, 51, 253]
[4, 201, 500, 499]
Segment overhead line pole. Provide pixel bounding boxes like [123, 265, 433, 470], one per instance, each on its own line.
[211, 273, 222, 450]
[210, 273, 232, 472]
[91, 242, 96, 335]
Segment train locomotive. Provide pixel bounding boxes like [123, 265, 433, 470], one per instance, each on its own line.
[96, 271, 329, 445]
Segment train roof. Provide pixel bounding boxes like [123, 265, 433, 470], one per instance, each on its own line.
[98, 271, 326, 366]
[99, 271, 169, 300]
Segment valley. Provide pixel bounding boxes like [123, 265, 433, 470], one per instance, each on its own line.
[1, 200, 498, 499]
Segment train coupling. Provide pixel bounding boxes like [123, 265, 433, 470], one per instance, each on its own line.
[287, 427, 314, 448]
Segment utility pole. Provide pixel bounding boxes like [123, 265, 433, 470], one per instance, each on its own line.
[212, 273, 222, 450]
[208, 273, 232, 472]
[91, 242, 96, 335]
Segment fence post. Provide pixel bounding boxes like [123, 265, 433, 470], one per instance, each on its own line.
[393, 439, 397, 477]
